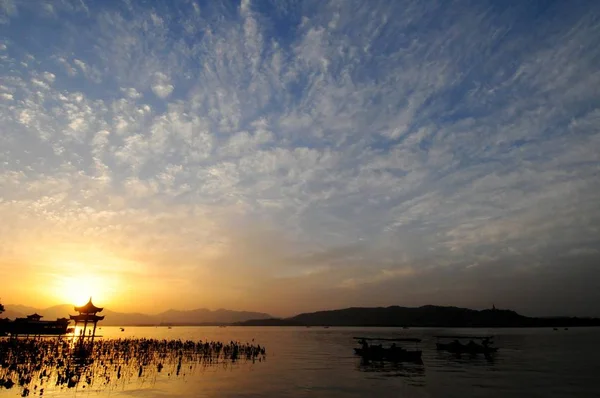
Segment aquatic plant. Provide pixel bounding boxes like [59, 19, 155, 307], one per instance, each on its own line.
[0, 337, 266, 394]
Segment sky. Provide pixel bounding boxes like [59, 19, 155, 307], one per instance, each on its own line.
[1, 0, 599, 317]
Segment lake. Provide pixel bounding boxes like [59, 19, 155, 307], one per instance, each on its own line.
[1, 326, 599, 397]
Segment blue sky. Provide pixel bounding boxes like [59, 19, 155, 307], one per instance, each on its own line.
[1, 0, 599, 316]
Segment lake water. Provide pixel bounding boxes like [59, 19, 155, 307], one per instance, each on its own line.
[1, 326, 599, 397]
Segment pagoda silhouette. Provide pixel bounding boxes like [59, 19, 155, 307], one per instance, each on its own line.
[70, 297, 104, 350]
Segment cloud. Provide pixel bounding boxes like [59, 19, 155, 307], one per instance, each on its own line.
[151, 72, 173, 98]
[120, 87, 142, 99]
[31, 78, 50, 90]
[0, 1, 599, 315]
[339, 267, 416, 289]
[73, 58, 87, 72]
[0, 0, 17, 24]
[55, 56, 78, 76]
[565, 248, 599, 257]
[73, 58, 102, 82]
[42, 71, 56, 83]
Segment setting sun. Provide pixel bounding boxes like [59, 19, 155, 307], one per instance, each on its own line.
[52, 271, 116, 307]
[67, 276, 104, 306]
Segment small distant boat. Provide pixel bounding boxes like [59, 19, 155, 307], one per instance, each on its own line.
[324, 326, 330, 329]
[553, 328, 558, 331]
[120, 327, 125, 332]
[564, 328, 569, 331]
[435, 335, 497, 355]
[168, 326, 172, 329]
[353, 337, 422, 363]
[402, 326, 409, 329]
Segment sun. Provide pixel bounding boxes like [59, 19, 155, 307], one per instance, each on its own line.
[55, 273, 111, 307]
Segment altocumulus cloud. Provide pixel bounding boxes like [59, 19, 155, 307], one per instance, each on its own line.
[0, 0, 599, 316]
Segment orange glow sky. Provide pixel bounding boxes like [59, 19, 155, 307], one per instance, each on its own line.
[2, 1, 600, 318]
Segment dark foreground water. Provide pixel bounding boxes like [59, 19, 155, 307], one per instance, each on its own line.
[1, 326, 599, 397]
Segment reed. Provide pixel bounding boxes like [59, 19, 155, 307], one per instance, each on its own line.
[0, 337, 266, 394]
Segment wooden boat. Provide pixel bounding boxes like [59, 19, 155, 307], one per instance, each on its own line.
[435, 335, 498, 354]
[353, 337, 422, 363]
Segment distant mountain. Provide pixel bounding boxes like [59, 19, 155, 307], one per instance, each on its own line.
[1, 304, 272, 326]
[154, 308, 274, 325]
[5, 303, 598, 328]
[2, 304, 35, 319]
[236, 318, 302, 326]
[234, 305, 600, 328]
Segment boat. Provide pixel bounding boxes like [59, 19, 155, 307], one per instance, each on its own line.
[435, 335, 498, 355]
[120, 327, 125, 332]
[353, 337, 422, 363]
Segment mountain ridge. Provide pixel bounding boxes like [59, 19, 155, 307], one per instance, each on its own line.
[4, 304, 600, 328]
[1, 304, 272, 326]
[235, 305, 600, 328]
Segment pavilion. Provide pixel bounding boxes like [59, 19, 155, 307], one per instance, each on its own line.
[70, 297, 104, 348]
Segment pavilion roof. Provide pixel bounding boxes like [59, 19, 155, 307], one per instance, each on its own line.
[74, 298, 103, 314]
[27, 313, 43, 319]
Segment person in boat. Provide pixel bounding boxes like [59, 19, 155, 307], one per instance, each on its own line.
[372, 343, 383, 354]
[467, 340, 482, 350]
[360, 339, 369, 351]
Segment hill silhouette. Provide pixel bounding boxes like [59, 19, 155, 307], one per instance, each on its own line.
[4, 304, 599, 328]
[1, 304, 272, 326]
[234, 305, 600, 328]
